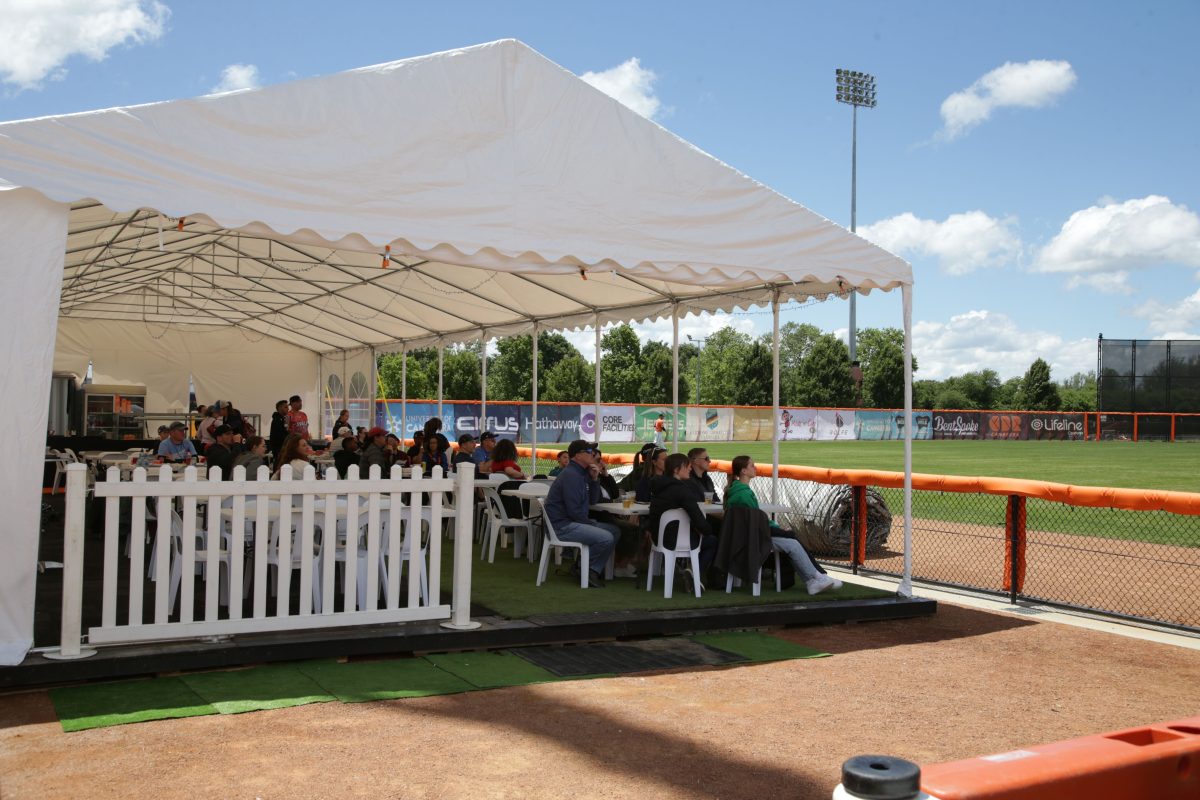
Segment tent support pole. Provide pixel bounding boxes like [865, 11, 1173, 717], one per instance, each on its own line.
[900, 283, 914, 598]
[531, 323, 539, 472]
[437, 340, 444, 421]
[400, 345, 407, 443]
[671, 306, 680, 451]
[480, 330, 488, 434]
[771, 290, 781, 504]
[594, 314, 602, 444]
[369, 346, 377, 429]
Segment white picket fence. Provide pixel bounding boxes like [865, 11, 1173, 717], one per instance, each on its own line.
[54, 462, 477, 656]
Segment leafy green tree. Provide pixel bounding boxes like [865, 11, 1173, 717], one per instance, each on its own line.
[778, 322, 821, 406]
[637, 340, 687, 404]
[600, 324, 642, 403]
[678, 342, 701, 404]
[856, 327, 918, 376]
[731, 341, 773, 406]
[1059, 371, 1097, 411]
[378, 348, 438, 399]
[913, 379, 941, 410]
[935, 385, 972, 410]
[697, 327, 753, 404]
[1017, 358, 1061, 410]
[862, 340, 905, 408]
[955, 369, 1001, 410]
[795, 334, 855, 407]
[442, 345, 481, 399]
[544, 353, 594, 401]
[995, 376, 1023, 410]
[489, 332, 580, 400]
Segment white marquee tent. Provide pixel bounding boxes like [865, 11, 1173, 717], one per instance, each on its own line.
[0, 39, 913, 665]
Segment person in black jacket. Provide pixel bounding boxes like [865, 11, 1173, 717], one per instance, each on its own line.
[205, 424, 245, 480]
[647, 453, 718, 593]
[268, 399, 289, 459]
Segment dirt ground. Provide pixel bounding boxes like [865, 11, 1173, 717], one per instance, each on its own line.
[2, 602, 1199, 800]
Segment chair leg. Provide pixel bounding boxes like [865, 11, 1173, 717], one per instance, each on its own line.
[688, 552, 702, 598]
[578, 545, 590, 588]
[536, 538, 551, 586]
[725, 573, 736, 593]
[645, 552, 658, 592]
[751, 565, 762, 597]
[662, 555, 675, 599]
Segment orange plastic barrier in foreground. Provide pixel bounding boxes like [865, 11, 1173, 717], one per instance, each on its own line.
[920, 715, 1200, 800]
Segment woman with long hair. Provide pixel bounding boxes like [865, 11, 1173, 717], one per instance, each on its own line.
[635, 446, 668, 502]
[489, 438, 525, 479]
[273, 433, 314, 478]
[421, 429, 450, 476]
[232, 435, 269, 479]
[726, 455, 841, 596]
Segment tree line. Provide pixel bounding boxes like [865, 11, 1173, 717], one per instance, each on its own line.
[377, 323, 1096, 411]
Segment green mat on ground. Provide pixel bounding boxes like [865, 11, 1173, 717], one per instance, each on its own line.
[297, 657, 475, 703]
[423, 650, 566, 689]
[180, 663, 336, 714]
[688, 631, 829, 662]
[50, 677, 217, 732]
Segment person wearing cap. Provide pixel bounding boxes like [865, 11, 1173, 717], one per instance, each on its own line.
[453, 434, 480, 475]
[472, 430, 497, 472]
[543, 439, 619, 588]
[205, 424, 245, 480]
[157, 421, 197, 463]
[333, 435, 361, 478]
[360, 426, 391, 474]
[287, 395, 309, 439]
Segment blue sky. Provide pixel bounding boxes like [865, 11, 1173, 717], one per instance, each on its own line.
[2, 1, 1198, 380]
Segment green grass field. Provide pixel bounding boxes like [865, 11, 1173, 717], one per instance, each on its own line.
[592, 440, 1198, 493]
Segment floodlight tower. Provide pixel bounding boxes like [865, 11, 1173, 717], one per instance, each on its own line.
[836, 68, 876, 361]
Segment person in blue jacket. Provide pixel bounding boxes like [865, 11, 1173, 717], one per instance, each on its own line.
[543, 439, 619, 588]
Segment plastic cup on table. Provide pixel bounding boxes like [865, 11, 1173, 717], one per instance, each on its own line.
[622, 492, 634, 509]
[703, 491, 714, 504]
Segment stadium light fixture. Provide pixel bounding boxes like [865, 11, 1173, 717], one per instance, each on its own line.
[836, 68, 876, 361]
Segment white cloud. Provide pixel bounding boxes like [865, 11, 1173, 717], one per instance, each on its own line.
[1064, 271, 1133, 295]
[579, 57, 663, 120]
[913, 309, 1094, 380]
[210, 63, 260, 94]
[939, 59, 1076, 140]
[1036, 196, 1200, 278]
[1132, 289, 1200, 338]
[0, 0, 168, 90]
[859, 211, 1021, 275]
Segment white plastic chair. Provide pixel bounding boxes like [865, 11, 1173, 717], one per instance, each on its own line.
[481, 488, 537, 563]
[47, 449, 70, 495]
[535, 502, 614, 588]
[321, 514, 429, 610]
[646, 509, 701, 599]
[165, 510, 236, 611]
[265, 514, 323, 610]
[725, 543, 783, 596]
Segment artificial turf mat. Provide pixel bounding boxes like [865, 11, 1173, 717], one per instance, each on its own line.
[50, 677, 217, 732]
[180, 663, 336, 714]
[423, 650, 566, 689]
[513, 638, 746, 677]
[687, 631, 830, 662]
[296, 657, 475, 703]
[457, 539, 891, 619]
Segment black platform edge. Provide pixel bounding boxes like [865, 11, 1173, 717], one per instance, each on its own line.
[1, 595, 935, 690]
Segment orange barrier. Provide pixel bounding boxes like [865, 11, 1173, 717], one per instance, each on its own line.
[920, 715, 1200, 799]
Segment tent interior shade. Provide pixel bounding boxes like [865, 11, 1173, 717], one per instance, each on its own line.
[61, 201, 881, 354]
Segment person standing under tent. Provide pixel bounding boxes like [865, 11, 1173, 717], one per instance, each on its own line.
[269, 399, 289, 459]
[331, 409, 353, 439]
[286, 395, 309, 440]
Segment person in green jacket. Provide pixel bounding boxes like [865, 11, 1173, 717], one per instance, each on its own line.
[726, 455, 841, 596]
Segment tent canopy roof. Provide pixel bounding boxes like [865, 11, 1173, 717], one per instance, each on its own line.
[1, 39, 910, 353]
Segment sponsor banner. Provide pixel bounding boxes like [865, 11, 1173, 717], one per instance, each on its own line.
[1024, 413, 1085, 440]
[521, 404, 581, 444]
[855, 410, 933, 440]
[779, 409, 855, 441]
[980, 412, 1023, 440]
[580, 405, 635, 442]
[635, 405, 686, 442]
[932, 412, 981, 440]
[378, 401, 457, 439]
[683, 406, 733, 441]
[732, 407, 773, 441]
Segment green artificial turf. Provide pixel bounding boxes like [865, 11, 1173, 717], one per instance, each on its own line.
[296, 657, 475, 703]
[688, 631, 829, 662]
[424, 650, 566, 688]
[180, 664, 336, 714]
[461, 543, 890, 619]
[50, 677, 217, 732]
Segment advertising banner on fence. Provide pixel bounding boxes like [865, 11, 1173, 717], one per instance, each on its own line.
[448, 403, 522, 440]
[521, 404, 581, 444]
[779, 409, 856, 440]
[855, 410, 933, 440]
[580, 405, 635, 442]
[733, 407, 773, 441]
[379, 401, 457, 439]
[932, 412, 981, 439]
[634, 405, 685, 443]
[684, 407, 733, 441]
[1024, 413, 1086, 440]
[980, 412, 1023, 440]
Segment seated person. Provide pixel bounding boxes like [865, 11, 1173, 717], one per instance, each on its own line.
[547, 450, 569, 477]
[359, 427, 391, 474]
[543, 439, 619, 588]
[617, 442, 658, 493]
[591, 448, 620, 501]
[472, 430, 496, 473]
[157, 421, 198, 463]
[386, 433, 411, 468]
[726, 455, 841, 596]
[421, 430, 450, 476]
[333, 435, 361, 478]
[205, 424, 245, 480]
[647, 453, 719, 593]
[406, 430, 425, 462]
[635, 446, 667, 502]
[489, 438, 526, 479]
[233, 435, 269, 479]
[687, 447, 721, 502]
[452, 434, 480, 475]
[272, 434, 313, 479]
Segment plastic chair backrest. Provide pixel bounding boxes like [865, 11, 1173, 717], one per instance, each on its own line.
[539, 502, 568, 547]
[656, 508, 693, 552]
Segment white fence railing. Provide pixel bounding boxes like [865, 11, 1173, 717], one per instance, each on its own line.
[53, 462, 477, 656]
